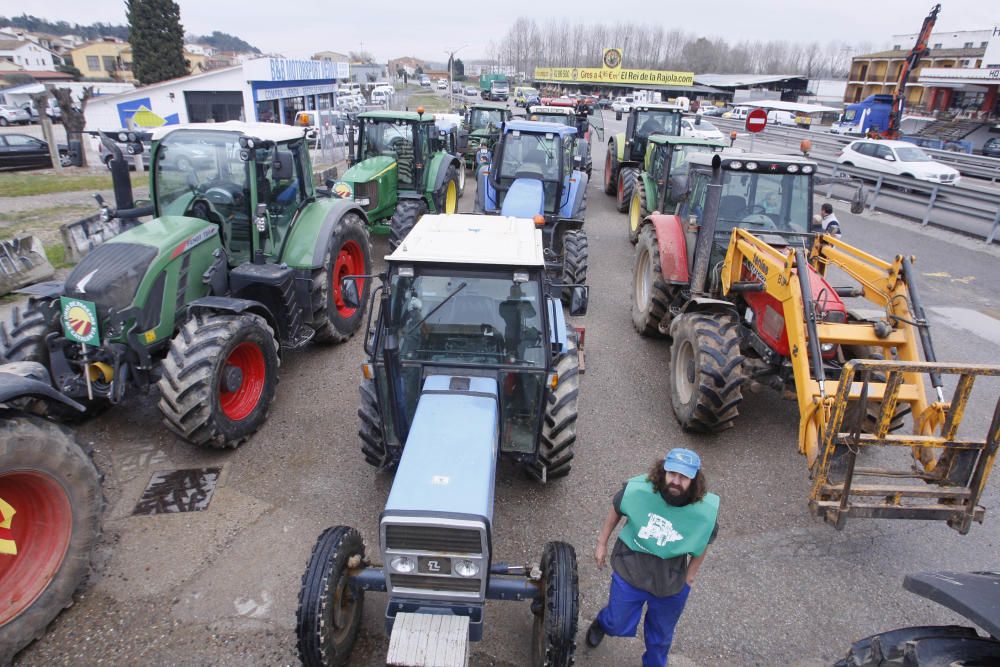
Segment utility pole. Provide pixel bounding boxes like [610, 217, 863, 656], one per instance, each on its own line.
[444, 45, 467, 111]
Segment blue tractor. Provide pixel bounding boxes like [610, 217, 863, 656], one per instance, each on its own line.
[474, 120, 589, 298]
[296, 214, 589, 667]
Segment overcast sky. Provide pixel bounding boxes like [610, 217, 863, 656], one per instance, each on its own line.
[7, 0, 997, 63]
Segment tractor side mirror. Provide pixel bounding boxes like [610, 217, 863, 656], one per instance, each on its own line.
[615, 111, 623, 121]
[341, 278, 361, 309]
[568, 285, 589, 316]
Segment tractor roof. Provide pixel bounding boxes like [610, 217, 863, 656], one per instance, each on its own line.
[150, 121, 307, 143]
[386, 215, 544, 267]
[687, 152, 819, 172]
[650, 135, 727, 147]
[359, 110, 434, 123]
[504, 119, 577, 136]
[633, 103, 684, 112]
[470, 102, 508, 111]
[527, 106, 574, 116]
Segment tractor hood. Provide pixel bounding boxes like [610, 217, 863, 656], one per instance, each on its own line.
[500, 179, 545, 218]
[338, 155, 396, 186]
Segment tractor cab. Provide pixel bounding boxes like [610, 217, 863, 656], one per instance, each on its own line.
[620, 103, 683, 162]
[649, 136, 727, 211]
[151, 122, 312, 266]
[461, 102, 510, 168]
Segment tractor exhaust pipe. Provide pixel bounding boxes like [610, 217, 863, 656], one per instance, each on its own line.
[690, 154, 723, 296]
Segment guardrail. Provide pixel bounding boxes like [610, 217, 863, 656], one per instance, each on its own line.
[711, 117, 1000, 182]
[809, 155, 1000, 243]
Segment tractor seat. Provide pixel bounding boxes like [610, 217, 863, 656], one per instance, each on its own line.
[719, 195, 747, 220]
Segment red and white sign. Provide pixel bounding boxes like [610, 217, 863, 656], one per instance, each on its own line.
[746, 108, 767, 133]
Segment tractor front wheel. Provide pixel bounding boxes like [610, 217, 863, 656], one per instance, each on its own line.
[603, 143, 617, 195]
[358, 379, 392, 469]
[531, 541, 579, 667]
[436, 164, 460, 214]
[628, 179, 650, 244]
[560, 230, 588, 303]
[616, 167, 639, 213]
[296, 526, 365, 667]
[670, 313, 744, 433]
[632, 225, 676, 337]
[0, 415, 102, 665]
[158, 311, 279, 449]
[528, 337, 579, 482]
[388, 199, 429, 251]
[311, 213, 373, 344]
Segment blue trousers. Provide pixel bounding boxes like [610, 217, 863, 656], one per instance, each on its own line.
[596, 571, 691, 667]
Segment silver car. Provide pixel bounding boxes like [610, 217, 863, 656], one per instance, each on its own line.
[0, 105, 31, 126]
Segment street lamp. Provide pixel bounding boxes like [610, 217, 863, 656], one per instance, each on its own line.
[444, 44, 468, 110]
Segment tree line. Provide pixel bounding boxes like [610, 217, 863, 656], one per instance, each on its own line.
[487, 18, 882, 79]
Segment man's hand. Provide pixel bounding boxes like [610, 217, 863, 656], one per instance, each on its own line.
[685, 575, 695, 586]
[595, 542, 608, 568]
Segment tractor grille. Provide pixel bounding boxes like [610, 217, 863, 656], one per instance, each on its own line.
[384, 524, 483, 554]
[354, 180, 379, 211]
[390, 574, 481, 593]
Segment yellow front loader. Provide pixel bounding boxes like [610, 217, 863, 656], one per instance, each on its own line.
[719, 229, 1000, 533]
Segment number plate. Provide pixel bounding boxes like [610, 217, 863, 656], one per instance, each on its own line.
[418, 556, 451, 575]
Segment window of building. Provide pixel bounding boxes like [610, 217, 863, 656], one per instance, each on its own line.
[893, 44, 901, 50]
[102, 55, 117, 72]
[964, 42, 973, 48]
[981, 42, 989, 48]
[86, 55, 99, 70]
[932, 43, 942, 49]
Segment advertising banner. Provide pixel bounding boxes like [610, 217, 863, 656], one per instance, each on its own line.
[534, 67, 694, 86]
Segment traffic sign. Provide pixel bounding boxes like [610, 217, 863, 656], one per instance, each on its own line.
[746, 108, 767, 133]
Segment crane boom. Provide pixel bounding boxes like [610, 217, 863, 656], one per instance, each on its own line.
[886, 3, 940, 139]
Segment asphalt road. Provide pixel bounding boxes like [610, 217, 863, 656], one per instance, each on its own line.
[13, 112, 1000, 666]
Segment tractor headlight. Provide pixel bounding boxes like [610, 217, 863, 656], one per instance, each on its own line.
[802, 165, 814, 174]
[390, 556, 416, 573]
[745, 161, 758, 171]
[821, 343, 835, 353]
[454, 559, 480, 577]
[786, 164, 799, 173]
[728, 160, 743, 170]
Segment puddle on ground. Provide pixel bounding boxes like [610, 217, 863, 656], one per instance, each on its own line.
[132, 468, 222, 516]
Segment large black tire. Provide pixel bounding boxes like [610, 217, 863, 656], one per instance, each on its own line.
[670, 313, 744, 433]
[528, 339, 579, 482]
[0, 301, 109, 421]
[603, 142, 617, 195]
[388, 199, 428, 251]
[311, 213, 373, 344]
[457, 160, 466, 196]
[0, 414, 102, 665]
[434, 164, 460, 214]
[157, 311, 280, 449]
[531, 541, 579, 667]
[560, 230, 588, 303]
[616, 167, 638, 213]
[627, 178, 650, 244]
[358, 379, 391, 469]
[296, 526, 365, 667]
[632, 225, 677, 338]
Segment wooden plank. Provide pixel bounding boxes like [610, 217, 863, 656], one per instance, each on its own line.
[387, 612, 469, 667]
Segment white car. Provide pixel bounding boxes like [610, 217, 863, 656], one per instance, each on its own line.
[611, 97, 634, 113]
[680, 117, 724, 141]
[0, 104, 31, 126]
[837, 139, 961, 185]
[370, 90, 389, 106]
[373, 82, 395, 95]
[436, 79, 448, 90]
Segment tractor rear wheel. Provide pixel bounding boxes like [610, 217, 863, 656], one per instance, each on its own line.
[158, 311, 279, 449]
[296, 526, 365, 667]
[528, 338, 579, 482]
[435, 164, 460, 214]
[457, 161, 466, 196]
[670, 313, 745, 433]
[616, 167, 638, 213]
[388, 199, 429, 251]
[603, 143, 617, 195]
[311, 213, 373, 344]
[632, 225, 677, 338]
[0, 301, 108, 421]
[628, 179, 650, 244]
[0, 414, 101, 665]
[560, 230, 588, 303]
[531, 541, 579, 667]
[358, 379, 392, 469]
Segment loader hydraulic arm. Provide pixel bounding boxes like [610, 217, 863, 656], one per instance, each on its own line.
[887, 4, 940, 139]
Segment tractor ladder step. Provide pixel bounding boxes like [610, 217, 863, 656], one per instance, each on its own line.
[387, 612, 470, 667]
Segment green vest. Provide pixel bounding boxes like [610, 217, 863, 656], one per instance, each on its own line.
[618, 475, 719, 559]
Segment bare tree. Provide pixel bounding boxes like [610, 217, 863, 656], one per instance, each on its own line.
[50, 85, 94, 167]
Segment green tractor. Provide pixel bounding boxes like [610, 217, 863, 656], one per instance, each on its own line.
[331, 110, 462, 249]
[0, 122, 373, 449]
[461, 102, 511, 169]
[604, 102, 683, 212]
[626, 135, 727, 243]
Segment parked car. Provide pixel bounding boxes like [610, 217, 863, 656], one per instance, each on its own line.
[0, 133, 70, 170]
[611, 96, 635, 113]
[419, 77, 431, 88]
[436, 79, 448, 90]
[596, 97, 613, 109]
[837, 139, 962, 185]
[370, 89, 389, 106]
[767, 110, 797, 127]
[0, 104, 32, 126]
[680, 117, 724, 141]
[722, 106, 751, 120]
[465, 85, 478, 96]
[19, 100, 62, 123]
[373, 82, 395, 95]
[982, 137, 1000, 158]
[452, 81, 463, 93]
[699, 105, 723, 116]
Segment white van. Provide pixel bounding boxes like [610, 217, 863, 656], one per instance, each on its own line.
[767, 110, 796, 127]
[370, 90, 389, 106]
[725, 106, 751, 120]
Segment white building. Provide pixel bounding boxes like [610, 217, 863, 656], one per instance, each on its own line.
[0, 38, 60, 71]
[84, 57, 350, 130]
[892, 28, 993, 51]
[0, 81, 136, 108]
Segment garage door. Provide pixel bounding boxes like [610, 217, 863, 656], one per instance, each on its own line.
[185, 91, 244, 123]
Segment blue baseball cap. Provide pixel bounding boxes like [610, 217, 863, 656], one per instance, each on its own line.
[663, 448, 701, 479]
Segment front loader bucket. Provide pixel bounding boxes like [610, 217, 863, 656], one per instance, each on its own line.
[0, 235, 54, 297]
[809, 360, 1000, 534]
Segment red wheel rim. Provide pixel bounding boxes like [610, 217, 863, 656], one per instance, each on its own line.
[218, 342, 266, 421]
[332, 240, 365, 318]
[0, 471, 72, 625]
